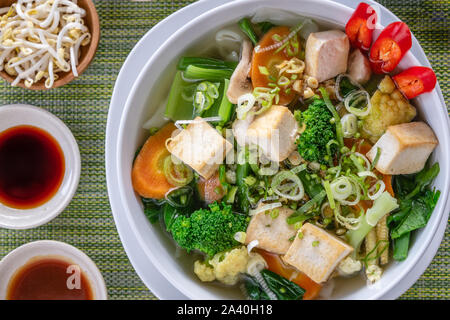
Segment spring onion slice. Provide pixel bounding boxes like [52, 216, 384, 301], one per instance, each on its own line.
[333, 203, 361, 230]
[319, 88, 344, 146]
[271, 170, 304, 201]
[344, 90, 372, 118]
[237, 93, 256, 120]
[334, 74, 364, 101]
[249, 202, 282, 216]
[322, 180, 335, 209]
[174, 117, 222, 130]
[163, 156, 193, 187]
[341, 113, 358, 138]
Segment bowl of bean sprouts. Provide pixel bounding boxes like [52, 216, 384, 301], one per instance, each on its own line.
[0, 0, 100, 90]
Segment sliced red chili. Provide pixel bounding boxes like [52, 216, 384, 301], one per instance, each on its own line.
[369, 21, 412, 74]
[393, 66, 437, 99]
[345, 2, 378, 51]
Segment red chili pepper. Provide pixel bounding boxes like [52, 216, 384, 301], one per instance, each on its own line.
[345, 2, 378, 51]
[369, 21, 412, 74]
[393, 66, 437, 99]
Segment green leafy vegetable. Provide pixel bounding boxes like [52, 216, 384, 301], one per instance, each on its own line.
[391, 189, 440, 239]
[164, 71, 196, 121]
[389, 162, 440, 261]
[244, 270, 305, 300]
[142, 198, 164, 223]
[261, 270, 305, 300]
[177, 57, 237, 71]
[242, 275, 271, 300]
[393, 232, 410, 261]
[236, 148, 251, 214]
[258, 21, 276, 34]
[202, 79, 234, 124]
[238, 18, 259, 45]
[183, 65, 234, 81]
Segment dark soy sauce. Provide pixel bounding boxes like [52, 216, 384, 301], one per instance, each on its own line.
[0, 125, 65, 209]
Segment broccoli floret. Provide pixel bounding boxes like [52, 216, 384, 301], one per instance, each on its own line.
[296, 98, 337, 164]
[169, 202, 249, 257]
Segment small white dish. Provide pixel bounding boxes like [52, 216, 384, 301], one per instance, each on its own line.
[0, 104, 81, 229]
[0, 240, 108, 300]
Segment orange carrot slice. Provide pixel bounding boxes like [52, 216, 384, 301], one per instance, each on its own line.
[251, 26, 298, 105]
[132, 123, 177, 199]
[257, 249, 322, 300]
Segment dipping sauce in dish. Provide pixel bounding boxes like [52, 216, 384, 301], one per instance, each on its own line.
[6, 256, 93, 300]
[0, 125, 65, 209]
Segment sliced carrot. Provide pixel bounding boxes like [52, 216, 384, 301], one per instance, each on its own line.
[132, 123, 177, 199]
[257, 249, 322, 300]
[251, 26, 298, 105]
[197, 172, 225, 204]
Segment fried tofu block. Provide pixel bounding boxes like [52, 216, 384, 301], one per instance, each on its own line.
[366, 122, 438, 175]
[245, 207, 297, 255]
[167, 117, 232, 179]
[283, 223, 353, 283]
[305, 30, 350, 82]
[246, 105, 298, 162]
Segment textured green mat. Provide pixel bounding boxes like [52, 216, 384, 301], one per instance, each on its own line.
[0, 0, 448, 300]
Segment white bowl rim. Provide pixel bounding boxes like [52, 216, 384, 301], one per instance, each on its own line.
[0, 240, 108, 300]
[0, 104, 81, 229]
[117, 0, 450, 300]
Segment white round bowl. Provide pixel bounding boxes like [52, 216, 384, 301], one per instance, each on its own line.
[0, 240, 108, 300]
[115, 0, 450, 299]
[0, 104, 81, 229]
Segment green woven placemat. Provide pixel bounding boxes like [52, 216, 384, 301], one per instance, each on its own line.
[0, 0, 448, 300]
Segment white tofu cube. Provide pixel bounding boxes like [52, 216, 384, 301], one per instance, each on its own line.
[366, 122, 438, 175]
[167, 117, 232, 179]
[283, 223, 353, 283]
[305, 30, 350, 82]
[245, 207, 297, 255]
[246, 105, 298, 162]
[347, 49, 372, 84]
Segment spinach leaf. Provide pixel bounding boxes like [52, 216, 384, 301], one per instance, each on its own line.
[242, 275, 270, 300]
[391, 189, 440, 239]
[261, 269, 305, 300]
[393, 232, 410, 261]
[405, 163, 440, 200]
[258, 22, 276, 34]
[142, 198, 164, 223]
[388, 198, 412, 225]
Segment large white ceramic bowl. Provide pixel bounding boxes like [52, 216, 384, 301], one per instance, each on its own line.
[115, 0, 450, 299]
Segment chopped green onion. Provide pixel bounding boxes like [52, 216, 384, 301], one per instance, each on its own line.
[322, 180, 335, 209]
[271, 170, 304, 201]
[258, 66, 270, 75]
[370, 147, 381, 171]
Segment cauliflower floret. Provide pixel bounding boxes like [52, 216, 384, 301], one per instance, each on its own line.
[193, 246, 250, 285]
[362, 76, 416, 143]
[337, 256, 362, 277]
[366, 264, 383, 283]
[194, 261, 216, 282]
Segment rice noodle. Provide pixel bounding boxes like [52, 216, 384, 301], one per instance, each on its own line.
[0, 0, 91, 88]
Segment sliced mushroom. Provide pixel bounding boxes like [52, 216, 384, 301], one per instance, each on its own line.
[226, 39, 253, 104]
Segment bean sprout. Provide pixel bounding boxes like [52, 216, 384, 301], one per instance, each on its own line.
[0, 0, 91, 88]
